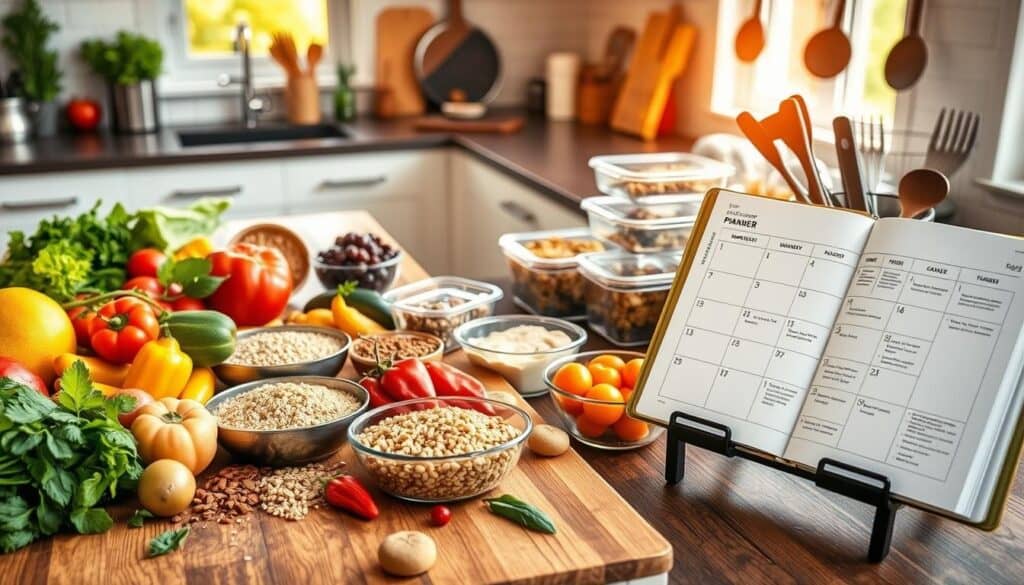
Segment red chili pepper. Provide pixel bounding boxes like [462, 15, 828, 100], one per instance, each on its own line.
[324, 475, 379, 520]
[379, 358, 435, 402]
[359, 376, 391, 409]
[424, 362, 495, 415]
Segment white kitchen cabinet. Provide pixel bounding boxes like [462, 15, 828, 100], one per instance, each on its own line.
[124, 160, 286, 219]
[450, 152, 585, 279]
[282, 150, 450, 273]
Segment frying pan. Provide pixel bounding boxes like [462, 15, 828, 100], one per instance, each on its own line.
[414, 0, 502, 106]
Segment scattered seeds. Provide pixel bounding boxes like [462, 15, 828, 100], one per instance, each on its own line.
[258, 462, 345, 520]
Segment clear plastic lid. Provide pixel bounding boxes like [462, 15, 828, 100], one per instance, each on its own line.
[383, 276, 503, 316]
[588, 152, 734, 183]
[580, 196, 703, 228]
[577, 251, 682, 290]
[498, 227, 615, 271]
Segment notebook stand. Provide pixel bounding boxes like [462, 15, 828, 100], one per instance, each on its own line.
[665, 411, 901, 563]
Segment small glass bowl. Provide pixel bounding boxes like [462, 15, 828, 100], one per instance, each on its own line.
[454, 315, 587, 397]
[543, 350, 664, 451]
[347, 397, 532, 503]
[313, 251, 403, 292]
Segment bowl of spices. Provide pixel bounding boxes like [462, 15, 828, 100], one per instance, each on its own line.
[206, 375, 369, 466]
[213, 325, 351, 385]
[454, 315, 587, 397]
[349, 330, 444, 375]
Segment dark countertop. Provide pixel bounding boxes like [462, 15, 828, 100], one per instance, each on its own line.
[0, 114, 694, 209]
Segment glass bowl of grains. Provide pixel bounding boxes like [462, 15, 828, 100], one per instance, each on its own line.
[347, 397, 532, 503]
[213, 325, 351, 385]
[206, 375, 369, 466]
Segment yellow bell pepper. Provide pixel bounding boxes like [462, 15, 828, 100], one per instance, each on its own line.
[332, 292, 387, 338]
[173, 236, 215, 260]
[52, 353, 129, 387]
[179, 367, 216, 404]
[123, 338, 193, 399]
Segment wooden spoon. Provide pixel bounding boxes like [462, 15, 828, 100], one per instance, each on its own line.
[734, 0, 765, 63]
[885, 0, 928, 90]
[804, 0, 851, 78]
[307, 43, 323, 74]
[898, 168, 948, 218]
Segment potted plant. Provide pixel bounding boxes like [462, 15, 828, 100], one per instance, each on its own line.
[1, 0, 62, 138]
[80, 31, 163, 134]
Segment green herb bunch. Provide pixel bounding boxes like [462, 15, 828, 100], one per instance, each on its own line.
[1, 0, 62, 101]
[80, 31, 163, 85]
[0, 361, 143, 553]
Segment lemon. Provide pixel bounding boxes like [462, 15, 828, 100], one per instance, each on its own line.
[0, 287, 76, 384]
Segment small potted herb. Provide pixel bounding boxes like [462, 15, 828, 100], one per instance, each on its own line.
[80, 31, 163, 134]
[1, 0, 62, 137]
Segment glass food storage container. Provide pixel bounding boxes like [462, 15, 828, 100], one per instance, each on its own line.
[499, 228, 613, 320]
[581, 196, 702, 253]
[383, 276, 503, 352]
[578, 250, 681, 346]
[588, 152, 734, 199]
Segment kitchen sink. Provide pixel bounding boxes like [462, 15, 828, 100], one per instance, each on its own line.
[178, 124, 350, 147]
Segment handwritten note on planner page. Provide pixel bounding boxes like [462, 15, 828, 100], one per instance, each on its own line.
[635, 192, 876, 455]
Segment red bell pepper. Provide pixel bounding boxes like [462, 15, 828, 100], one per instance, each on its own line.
[358, 376, 391, 409]
[206, 243, 292, 326]
[425, 361, 495, 415]
[324, 475, 379, 520]
[378, 358, 435, 402]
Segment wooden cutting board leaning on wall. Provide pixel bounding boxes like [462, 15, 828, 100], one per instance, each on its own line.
[376, 6, 435, 117]
[610, 7, 696, 140]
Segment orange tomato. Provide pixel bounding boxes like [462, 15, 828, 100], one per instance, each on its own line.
[621, 358, 644, 388]
[588, 363, 622, 388]
[553, 362, 593, 396]
[582, 383, 625, 425]
[613, 417, 650, 442]
[589, 354, 626, 372]
[557, 393, 584, 416]
[575, 416, 609, 438]
[620, 387, 634, 403]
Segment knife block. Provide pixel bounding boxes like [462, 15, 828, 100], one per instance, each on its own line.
[286, 74, 321, 125]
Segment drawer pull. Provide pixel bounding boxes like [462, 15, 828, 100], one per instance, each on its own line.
[171, 186, 243, 199]
[500, 200, 539, 225]
[1, 196, 78, 211]
[318, 175, 387, 190]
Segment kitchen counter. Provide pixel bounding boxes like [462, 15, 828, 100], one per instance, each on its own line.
[0, 114, 694, 211]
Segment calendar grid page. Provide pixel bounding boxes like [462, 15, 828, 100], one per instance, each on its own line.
[634, 191, 876, 455]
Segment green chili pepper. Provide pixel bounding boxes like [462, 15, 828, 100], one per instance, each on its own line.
[483, 494, 556, 534]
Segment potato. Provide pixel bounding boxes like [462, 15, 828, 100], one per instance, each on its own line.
[378, 531, 437, 577]
[138, 459, 196, 517]
[528, 424, 570, 457]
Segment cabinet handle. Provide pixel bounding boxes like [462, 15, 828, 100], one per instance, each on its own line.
[171, 186, 243, 199]
[1, 196, 78, 211]
[500, 200, 539, 225]
[318, 175, 387, 190]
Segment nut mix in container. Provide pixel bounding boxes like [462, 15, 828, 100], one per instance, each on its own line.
[383, 277, 503, 352]
[581, 196, 701, 253]
[588, 152, 734, 199]
[578, 251, 681, 346]
[499, 228, 609, 320]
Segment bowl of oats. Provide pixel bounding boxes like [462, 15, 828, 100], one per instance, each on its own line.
[213, 325, 351, 385]
[206, 375, 369, 466]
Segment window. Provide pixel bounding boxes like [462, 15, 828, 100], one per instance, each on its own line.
[712, 0, 907, 126]
[184, 0, 329, 57]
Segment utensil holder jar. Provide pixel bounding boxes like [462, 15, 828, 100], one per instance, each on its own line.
[286, 74, 321, 125]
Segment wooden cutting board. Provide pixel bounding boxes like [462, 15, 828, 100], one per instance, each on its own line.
[610, 8, 696, 140]
[376, 7, 435, 117]
[414, 114, 525, 134]
[0, 211, 672, 585]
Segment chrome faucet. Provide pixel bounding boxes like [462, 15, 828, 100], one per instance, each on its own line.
[218, 22, 265, 128]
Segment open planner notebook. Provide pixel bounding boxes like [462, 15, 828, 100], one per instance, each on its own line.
[631, 189, 1024, 526]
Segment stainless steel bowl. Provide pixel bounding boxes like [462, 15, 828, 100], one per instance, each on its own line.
[206, 375, 369, 466]
[213, 325, 351, 385]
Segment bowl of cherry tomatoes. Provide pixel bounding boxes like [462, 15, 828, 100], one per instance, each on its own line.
[543, 350, 663, 450]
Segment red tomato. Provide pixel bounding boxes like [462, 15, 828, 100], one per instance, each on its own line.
[170, 297, 205, 311]
[65, 97, 101, 131]
[66, 306, 96, 348]
[127, 248, 168, 278]
[0, 356, 48, 396]
[206, 243, 293, 326]
[429, 505, 452, 527]
[122, 276, 164, 299]
[113, 388, 154, 428]
[88, 298, 161, 364]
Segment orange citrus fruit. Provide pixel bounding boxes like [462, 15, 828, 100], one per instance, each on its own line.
[557, 393, 584, 416]
[613, 417, 650, 442]
[621, 358, 644, 388]
[553, 362, 592, 396]
[589, 354, 626, 372]
[582, 383, 625, 425]
[588, 363, 622, 388]
[575, 416, 609, 438]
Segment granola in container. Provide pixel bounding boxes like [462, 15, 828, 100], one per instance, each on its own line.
[588, 152, 734, 199]
[382, 277, 503, 352]
[581, 196, 702, 253]
[499, 228, 613, 321]
[578, 250, 681, 346]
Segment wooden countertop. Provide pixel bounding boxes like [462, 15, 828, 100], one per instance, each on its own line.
[0, 212, 673, 585]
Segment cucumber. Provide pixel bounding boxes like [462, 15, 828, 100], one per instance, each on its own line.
[303, 288, 395, 329]
[165, 310, 238, 366]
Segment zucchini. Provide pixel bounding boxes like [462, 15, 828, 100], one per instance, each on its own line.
[165, 310, 237, 367]
[304, 288, 395, 329]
